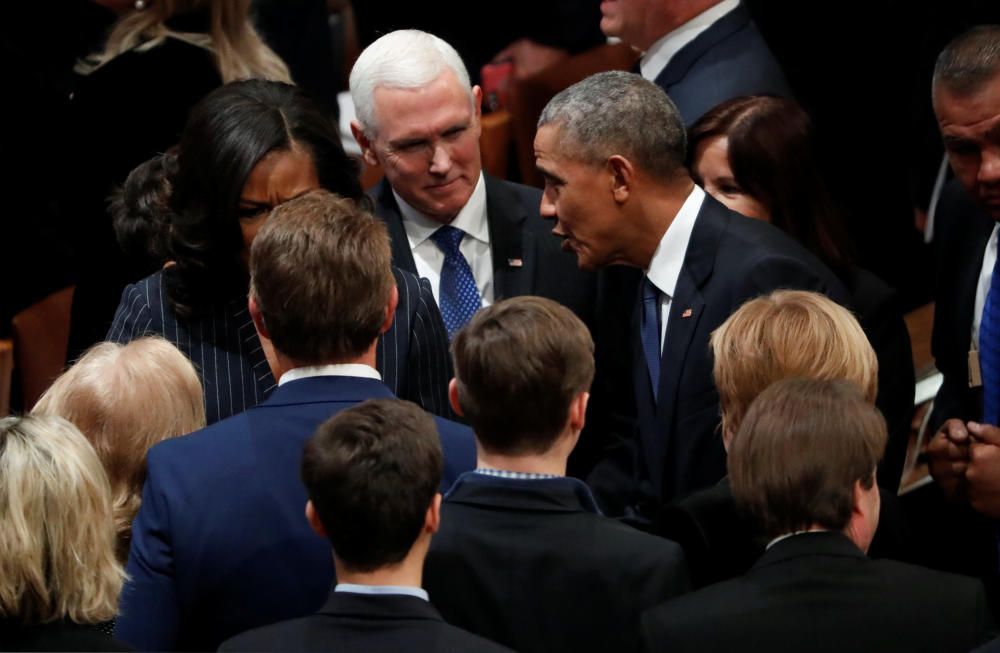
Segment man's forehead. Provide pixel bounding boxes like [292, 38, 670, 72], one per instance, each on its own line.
[371, 74, 473, 129]
[936, 74, 1000, 126]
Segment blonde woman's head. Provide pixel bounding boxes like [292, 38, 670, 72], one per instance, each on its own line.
[34, 337, 205, 556]
[0, 415, 124, 624]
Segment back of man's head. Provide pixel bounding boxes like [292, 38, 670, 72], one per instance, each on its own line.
[349, 29, 473, 137]
[451, 296, 594, 456]
[301, 399, 443, 572]
[249, 190, 394, 365]
[729, 378, 887, 542]
[537, 71, 688, 182]
[932, 25, 1000, 98]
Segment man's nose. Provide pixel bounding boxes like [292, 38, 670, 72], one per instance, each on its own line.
[429, 144, 452, 175]
[540, 190, 556, 220]
[981, 147, 1000, 187]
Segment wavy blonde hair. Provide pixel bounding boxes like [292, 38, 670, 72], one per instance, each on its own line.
[0, 415, 125, 624]
[78, 0, 291, 83]
[710, 290, 878, 439]
[34, 337, 205, 560]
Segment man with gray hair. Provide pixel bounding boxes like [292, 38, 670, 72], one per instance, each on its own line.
[349, 29, 594, 339]
[534, 71, 847, 518]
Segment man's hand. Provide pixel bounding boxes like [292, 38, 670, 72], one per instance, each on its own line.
[966, 422, 1000, 517]
[492, 39, 568, 81]
[927, 418, 971, 499]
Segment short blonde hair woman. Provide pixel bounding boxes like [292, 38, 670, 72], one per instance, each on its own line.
[0, 415, 125, 650]
[711, 289, 878, 446]
[34, 337, 205, 559]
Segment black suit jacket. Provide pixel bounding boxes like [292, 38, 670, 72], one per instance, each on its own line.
[219, 592, 512, 653]
[651, 2, 792, 126]
[593, 194, 849, 515]
[107, 266, 453, 423]
[424, 473, 689, 653]
[370, 175, 596, 328]
[641, 531, 995, 653]
[0, 620, 130, 652]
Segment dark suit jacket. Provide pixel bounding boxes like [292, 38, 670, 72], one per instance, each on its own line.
[424, 473, 689, 653]
[641, 531, 995, 653]
[595, 194, 849, 515]
[114, 376, 475, 652]
[107, 266, 453, 423]
[370, 175, 596, 328]
[0, 620, 130, 652]
[219, 592, 512, 652]
[930, 180, 996, 432]
[651, 2, 792, 126]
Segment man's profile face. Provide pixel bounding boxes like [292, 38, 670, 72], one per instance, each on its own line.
[360, 71, 483, 224]
[934, 73, 1000, 221]
[600, 0, 669, 51]
[534, 124, 623, 271]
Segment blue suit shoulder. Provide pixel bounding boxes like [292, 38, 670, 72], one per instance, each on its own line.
[431, 416, 476, 491]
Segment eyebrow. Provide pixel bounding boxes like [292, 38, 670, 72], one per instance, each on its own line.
[388, 121, 469, 150]
[535, 165, 565, 185]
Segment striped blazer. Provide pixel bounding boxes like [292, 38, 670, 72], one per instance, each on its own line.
[107, 267, 453, 424]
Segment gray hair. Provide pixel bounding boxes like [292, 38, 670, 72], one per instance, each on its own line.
[538, 71, 687, 180]
[349, 29, 473, 136]
[933, 25, 1000, 97]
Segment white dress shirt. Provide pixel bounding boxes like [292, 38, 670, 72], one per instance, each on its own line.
[335, 583, 429, 601]
[278, 364, 381, 386]
[645, 185, 706, 351]
[395, 173, 494, 307]
[639, 0, 740, 81]
[973, 224, 1000, 351]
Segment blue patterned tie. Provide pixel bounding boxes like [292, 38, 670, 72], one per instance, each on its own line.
[981, 256, 1000, 425]
[431, 225, 482, 338]
[640, 277, 662, 401]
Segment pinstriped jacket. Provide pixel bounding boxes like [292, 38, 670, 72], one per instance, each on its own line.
[107, 266, 453, 424]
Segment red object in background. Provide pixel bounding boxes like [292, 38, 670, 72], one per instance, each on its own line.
[481, 60, 514, 112]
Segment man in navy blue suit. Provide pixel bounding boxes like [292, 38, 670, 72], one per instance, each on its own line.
[534, 72, 846, 519]
[115, 190, 476, 652]
[599, 0, 791, 125]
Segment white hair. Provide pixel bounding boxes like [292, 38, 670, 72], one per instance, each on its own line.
[349, 29, 472, 136]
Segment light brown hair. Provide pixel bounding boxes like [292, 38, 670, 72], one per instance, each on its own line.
[249, 190, 394, 364]
[710, 290, 877, 437]
[34, 337, 205, 560]
[729, 378, 887, 540]
[451, 296, 595, 454]
[0, 415, 124, 625]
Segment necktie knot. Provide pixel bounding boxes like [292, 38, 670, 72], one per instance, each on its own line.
[431, 225, 466, 256]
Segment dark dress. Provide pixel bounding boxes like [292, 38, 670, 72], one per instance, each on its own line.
[0, 620, 131, 652]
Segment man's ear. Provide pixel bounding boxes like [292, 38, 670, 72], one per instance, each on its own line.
[380, 285, 399, 335]
[607, 154, 634, 204]
[249, 295, 270, 341]
[305, 500, 327, 538]
[569, 391, 589, 433]
[426, 493, 442, 535]
[448, 378, 464, 417]
[351, 120, 380, 168]
[471, 86, 483, 138]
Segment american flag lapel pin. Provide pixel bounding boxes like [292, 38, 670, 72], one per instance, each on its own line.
[681, 308, 693, 318]
[508, 258, 523, 268]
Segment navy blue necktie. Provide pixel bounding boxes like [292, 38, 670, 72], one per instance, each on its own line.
[431, 225, 482, 338]
[981, 255, 1000, 425]
[640, 277, 662, 400]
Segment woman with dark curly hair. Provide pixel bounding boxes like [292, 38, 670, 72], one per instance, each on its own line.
[107, 79, 453, 424]
[688, 95, 915, 492]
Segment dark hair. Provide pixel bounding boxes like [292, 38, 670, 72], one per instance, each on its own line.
[729, 378, 887, 540]
[301, 399, 442, 572]
[249, 190, 394, 364]
[452, 297, 595, 455]
[689, 96, 853, 280]
[111, 150, 178, 277]
[166, 79, 363, 318]
[933, 25, 1000, 97]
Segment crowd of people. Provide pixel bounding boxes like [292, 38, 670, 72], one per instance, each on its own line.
[4, 1, 1000, 652]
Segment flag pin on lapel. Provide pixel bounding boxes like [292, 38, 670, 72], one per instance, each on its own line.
[681, 308, 693, 318]
[508, 258, 523, 268]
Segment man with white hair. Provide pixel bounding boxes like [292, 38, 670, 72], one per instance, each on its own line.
[349, 29, 595, 339]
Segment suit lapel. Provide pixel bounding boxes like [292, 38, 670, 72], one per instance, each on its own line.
[655, 3, 751, 89]
[484, 176, 533, 299]
[372, 180, 419, 274]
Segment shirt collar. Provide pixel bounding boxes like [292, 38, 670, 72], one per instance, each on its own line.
[474, 467, 562, 481]
[334, 583, 429, 602]
[639, 0, 740, 79]
[645, 185, 705, 297]
[766, 528, 831, 550]
[395, 173, 489, 248]
[278, 364, 381, 386]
